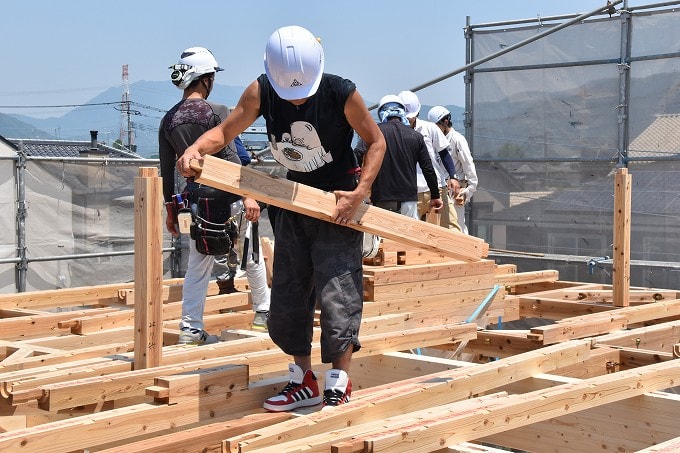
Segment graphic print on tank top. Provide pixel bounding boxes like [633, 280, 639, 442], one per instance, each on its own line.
[269, 121, 333, 172]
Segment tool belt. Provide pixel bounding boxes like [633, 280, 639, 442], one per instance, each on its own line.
[189, 188, 240, 256]
[373, 200, 402, 213]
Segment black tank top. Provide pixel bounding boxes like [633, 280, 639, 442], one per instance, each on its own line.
[258, 73, 358, 191]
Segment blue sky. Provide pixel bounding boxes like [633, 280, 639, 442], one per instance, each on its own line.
[0, 0, 628, 118]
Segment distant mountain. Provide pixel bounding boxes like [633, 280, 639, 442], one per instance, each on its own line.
[5, 80, 466, 157]
[0, 113, 55, 140]
[6, 81, 249, 157]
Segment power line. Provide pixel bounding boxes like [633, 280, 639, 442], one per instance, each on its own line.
[0, 101, 122, 109]
[0, 100, 168, 114]
[0, 86, 117, 96]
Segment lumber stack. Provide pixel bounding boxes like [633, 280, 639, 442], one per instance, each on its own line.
[2, 245, 680, 451]
[0, 236, 524, 452]
[361, 238, 511, 328]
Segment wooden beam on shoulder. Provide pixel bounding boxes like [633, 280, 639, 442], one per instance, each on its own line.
[191, 156, 487, 262]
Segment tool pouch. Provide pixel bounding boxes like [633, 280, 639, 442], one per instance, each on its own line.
[190, 196, 239, 256]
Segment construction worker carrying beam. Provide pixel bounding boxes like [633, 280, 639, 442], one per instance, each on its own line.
[176, 26, 386, 410]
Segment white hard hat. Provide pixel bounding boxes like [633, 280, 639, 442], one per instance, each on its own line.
[170, 47, 223, 90]
[264, 25, 324, 100]
[397, 90, 421, 118]
[377, 94, 408, 124]
[428, 105, 451, 124]
[377, 94, 404, 112]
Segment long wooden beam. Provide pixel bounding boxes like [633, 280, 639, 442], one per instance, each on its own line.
[225, 340, 591, 452]
[95, 412, 293, 453]
[478, 379, 680, 452]
[363, 260, 495, 286]
[0, 342, 132, 374]
[518, 297, 613, 320]
[64, 292, 249, 335]
[293, 358, 680, 453]
[0, 278, 185, 310]
[592, 321, 680, 352]
[0, 307, 121, 340]
[553, 289, 678, 302]
[19, 324, 474, 411]
[0, 387, 285, 452]
[191, 156, 487, 262]
[528, 300, 680, 344]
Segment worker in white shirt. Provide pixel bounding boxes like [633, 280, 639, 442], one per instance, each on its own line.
[398, 91, 461, 232]
[428, 106, 478, 234]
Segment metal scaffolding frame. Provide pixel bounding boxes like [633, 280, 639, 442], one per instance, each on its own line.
[462, 0, 680, 289]
[0, 151, 174, 292]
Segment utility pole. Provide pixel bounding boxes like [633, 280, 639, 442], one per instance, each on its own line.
[119, 64, 135, 150]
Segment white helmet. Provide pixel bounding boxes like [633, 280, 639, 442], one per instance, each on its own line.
[378, 94, 403, 111]
[170, 47, 223, 90]
[428, 105, 451, 124]
[397, 90, 421, 118]
[377, 94, 408, 124]
[264, 25, 324, 100]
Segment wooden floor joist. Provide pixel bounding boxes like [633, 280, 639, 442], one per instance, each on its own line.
[6, 323, 475, 411]
[224, 340, 591, 452]
[2, 270, 680, 451]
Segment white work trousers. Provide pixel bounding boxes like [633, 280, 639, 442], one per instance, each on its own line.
[454, 204, 468, 235]
[242, 220, 271, 313]
[179, 239, 216, 331]
[180, 220, 271, 331]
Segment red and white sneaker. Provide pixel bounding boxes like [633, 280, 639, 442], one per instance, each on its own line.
[263, 363, 322, 412]
[322, 369, 352, 410]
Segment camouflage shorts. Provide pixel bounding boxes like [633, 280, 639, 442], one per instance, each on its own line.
[268, 210, 363, 363]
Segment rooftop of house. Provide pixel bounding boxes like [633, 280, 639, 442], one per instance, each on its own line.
[3, 131, 142, 159]
[629, 113, 680, 157]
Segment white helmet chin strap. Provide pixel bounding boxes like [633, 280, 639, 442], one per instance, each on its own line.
[202, 77, 214, 99]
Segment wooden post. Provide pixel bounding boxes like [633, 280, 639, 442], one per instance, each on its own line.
[425, 210, 441, 226]
[133, 167, 164, 369]
[612, 168, 631, 307]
